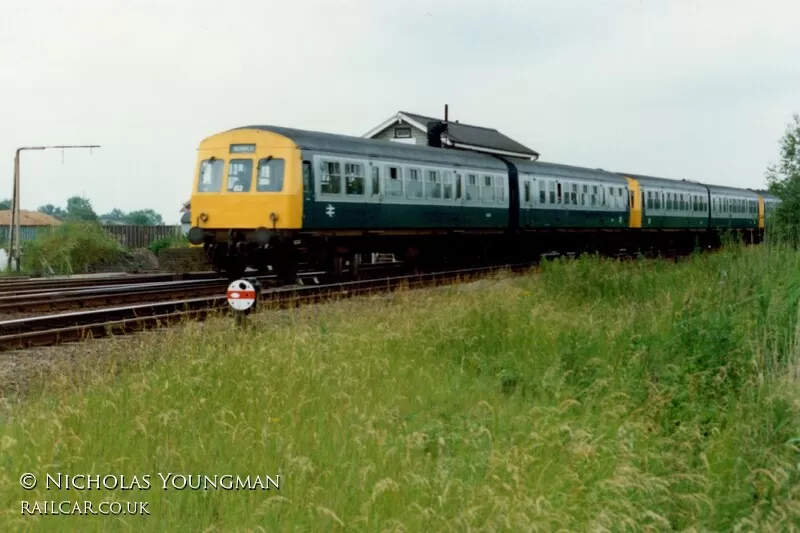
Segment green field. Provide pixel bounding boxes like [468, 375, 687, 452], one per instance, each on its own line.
[1, 244, 799, 531]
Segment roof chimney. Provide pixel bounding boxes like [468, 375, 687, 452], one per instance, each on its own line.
[444, 104, 448, 122]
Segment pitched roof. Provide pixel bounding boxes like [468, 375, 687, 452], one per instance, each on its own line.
[364, 110, 539, 160]
[0, 209, 62, 226]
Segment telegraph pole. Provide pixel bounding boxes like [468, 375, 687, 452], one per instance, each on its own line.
[7, 145, 101, 272]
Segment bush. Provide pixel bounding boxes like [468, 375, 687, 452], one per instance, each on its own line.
[147, 235, 189, 256]
[22, 222, 126, 275]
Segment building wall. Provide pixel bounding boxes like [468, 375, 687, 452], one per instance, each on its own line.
[0, 225, 52, 244]
[371, 120, 428, 146]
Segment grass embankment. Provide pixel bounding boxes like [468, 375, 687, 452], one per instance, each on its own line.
[1, 245, 799, 531]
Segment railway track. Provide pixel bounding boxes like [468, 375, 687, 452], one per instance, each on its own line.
[0, 274, 310, 316]
[0, 262, 533, 352]
[0, 271, 224, 294]
[0, 263, 404, 315]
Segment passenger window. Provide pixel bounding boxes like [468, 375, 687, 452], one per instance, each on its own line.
[549, 181, 556, 204]
[539, 181, 546, 204]
[524, 181, 531, 204]
[455, 173, 463, 200]
[371, 166, 380, 195]
[256, 158, 285, 192]
[345, 162, 365, 195]
[466, 173, 479, 202]
[647, 191, 653, 209]
[571, 184, 577, 205]
[198, 158, 224, 192]
[443, 171, 453, 199]
[582, 185, 588, 206]
[426, 170, 441, 199]
[320, 161, 341, 195]
[496, 177, 505, 203]
[482, 175, 495, 203]
[406, 168, 423, 199]
[386, 166, 402, 197]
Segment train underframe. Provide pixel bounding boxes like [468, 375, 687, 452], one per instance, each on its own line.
[203, 227, 764, 282]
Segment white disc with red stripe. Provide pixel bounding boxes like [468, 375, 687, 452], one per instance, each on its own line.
[226, 279, 257, 311]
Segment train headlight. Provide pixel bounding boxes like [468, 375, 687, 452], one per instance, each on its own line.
[254, 227, 271, 245]
[187, 227, 205, 245]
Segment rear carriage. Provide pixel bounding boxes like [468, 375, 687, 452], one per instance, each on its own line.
[706, 185, 759, 232]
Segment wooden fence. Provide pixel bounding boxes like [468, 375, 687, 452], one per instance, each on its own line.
[102, 225, 183, 249]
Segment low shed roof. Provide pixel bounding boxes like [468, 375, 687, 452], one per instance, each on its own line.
[0, 210, 62, 226]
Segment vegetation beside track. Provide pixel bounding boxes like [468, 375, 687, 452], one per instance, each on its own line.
[1, 244, 800, 531]
[21, 222, 126, 276]
[147, 234, 190, 256]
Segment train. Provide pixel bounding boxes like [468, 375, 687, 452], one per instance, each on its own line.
[186, 124, 781, 281]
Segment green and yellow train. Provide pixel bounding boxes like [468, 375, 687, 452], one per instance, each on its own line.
[186, 125, 781, 280]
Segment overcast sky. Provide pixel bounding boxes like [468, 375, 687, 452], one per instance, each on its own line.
[1, 0, 798, 224]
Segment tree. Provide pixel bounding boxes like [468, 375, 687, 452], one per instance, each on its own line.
[0, 199, 10, 210]
[100, 208, 127, 225]
[65, 195, 99, 222]
[38, 204, 67, 220]
[765, 113, 800, 238]
[125, 209, 164, 226]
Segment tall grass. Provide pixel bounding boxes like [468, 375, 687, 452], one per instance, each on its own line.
[21, 222, 126, 275]
[1, 244, 799, 531]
